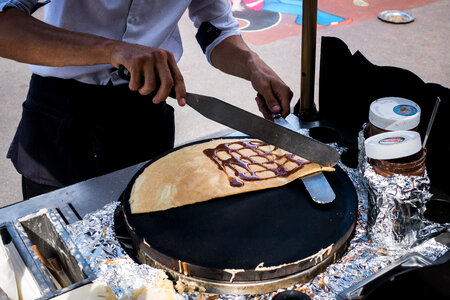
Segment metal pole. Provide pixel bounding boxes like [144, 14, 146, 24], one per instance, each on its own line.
[299, 0, 318, 121]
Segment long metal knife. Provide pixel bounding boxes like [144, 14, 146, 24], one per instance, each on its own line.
[185, 92, 339, 167]
[115, 66, 339, 166]
[272, 115, 336, 204]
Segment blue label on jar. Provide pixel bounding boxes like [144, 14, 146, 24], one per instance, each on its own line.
[393, 104, 417, 116]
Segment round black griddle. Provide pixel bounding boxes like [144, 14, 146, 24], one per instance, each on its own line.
[120, 137, 358, 285]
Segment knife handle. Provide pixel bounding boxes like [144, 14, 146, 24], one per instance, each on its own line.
[118, 65, 131, 81]
[117, 65, 176, 99]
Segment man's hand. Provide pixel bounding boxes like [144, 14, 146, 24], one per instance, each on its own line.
[110, 42, 186, 106]
[210, 35, 293, 119]
[250, 63, 293, 119]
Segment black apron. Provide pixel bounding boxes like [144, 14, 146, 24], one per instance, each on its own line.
[7, 74, 175, 188]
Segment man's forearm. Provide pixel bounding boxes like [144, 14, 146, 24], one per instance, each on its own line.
[210, 35, 257, 80]
[0, 7, 113, 66]
[210, 34, 285, 87]
[210, 34, 293, 117]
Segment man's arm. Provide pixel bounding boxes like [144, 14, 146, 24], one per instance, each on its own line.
[210, 35, 293, 118]
[0, 8, 186, 104]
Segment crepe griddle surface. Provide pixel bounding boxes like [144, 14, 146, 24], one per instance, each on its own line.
[122, 138, 358, 282]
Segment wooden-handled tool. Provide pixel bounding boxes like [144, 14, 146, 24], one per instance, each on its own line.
[31, 245, 71, 288]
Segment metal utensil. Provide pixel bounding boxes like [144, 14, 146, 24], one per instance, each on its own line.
[377, 10, 415, 24]
[423, 96, 441, 148]
[272, 113, 336, 204]
[185, 93, 339, 166]
[116, 65, 339, 166]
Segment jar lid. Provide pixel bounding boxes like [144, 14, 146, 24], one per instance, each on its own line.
[365, 130, 422, 160]
[369, 97, 421, 131]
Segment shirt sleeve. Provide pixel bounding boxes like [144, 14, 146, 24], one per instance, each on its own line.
[188, 0, 241, 65]
[0, 0, 39, 13]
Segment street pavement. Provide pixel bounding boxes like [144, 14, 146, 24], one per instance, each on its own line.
[1, 0, 449, 208]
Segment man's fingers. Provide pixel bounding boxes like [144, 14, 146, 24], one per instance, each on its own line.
[177, 97, 186, 106]
[114, 46, 187, 105]
[138, 65, 157, 95]
[260, 88, 281, 114]
[151, 50, 178, 103]
[152, 61, 174, 104]
[255, 96, 273, 120]
[168, 54, 186, 107]
[275, 86, 293, 118]
[128, 67, 142, 92]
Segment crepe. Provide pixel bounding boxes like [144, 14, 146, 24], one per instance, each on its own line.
[130, 138, 334, 214]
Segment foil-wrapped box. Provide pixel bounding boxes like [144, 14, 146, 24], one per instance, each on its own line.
[364, 163, 431, 248]
[359, 127, 438, 249]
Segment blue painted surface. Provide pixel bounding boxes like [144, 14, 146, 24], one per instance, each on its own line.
[263, 0, 345, 26]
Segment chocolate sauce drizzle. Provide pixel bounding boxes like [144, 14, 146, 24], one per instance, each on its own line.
[203, 140, 310, 187]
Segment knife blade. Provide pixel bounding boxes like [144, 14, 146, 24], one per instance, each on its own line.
[271, 114, 336, 204]
[185, 92, 339, 167]
[115, 65, 339, 166]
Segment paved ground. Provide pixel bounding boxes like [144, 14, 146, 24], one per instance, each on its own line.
[1, 0, 449, 208]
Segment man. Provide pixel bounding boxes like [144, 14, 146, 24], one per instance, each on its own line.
[0, 0, 293, 199]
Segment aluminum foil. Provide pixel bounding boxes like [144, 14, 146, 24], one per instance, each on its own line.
[358, 126, 448, 249]
[65, 136, 449, 300]
[66, 202, 167, 299]
[365, 164, 436, 248]
[254, 145, 449, 300]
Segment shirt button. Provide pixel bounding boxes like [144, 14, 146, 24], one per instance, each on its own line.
[128, 16, 138, 25]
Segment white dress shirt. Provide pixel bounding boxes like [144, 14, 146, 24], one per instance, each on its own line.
[0, 0, 240, 85]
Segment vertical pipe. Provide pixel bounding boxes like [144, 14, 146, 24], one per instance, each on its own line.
[299, 0, 318, 121]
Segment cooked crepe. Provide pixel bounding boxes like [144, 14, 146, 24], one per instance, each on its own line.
[130, 138, 334, 214]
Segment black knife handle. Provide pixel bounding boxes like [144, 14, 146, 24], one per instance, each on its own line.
[118, 65, 131, 81]
[117, 65, 176, 99]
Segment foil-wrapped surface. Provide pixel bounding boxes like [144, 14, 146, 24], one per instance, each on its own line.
[66, 202, 168, 299]
[364, 164, 440, 248]
[358, 126, 447, 249]
[65, 141, 449, 300]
